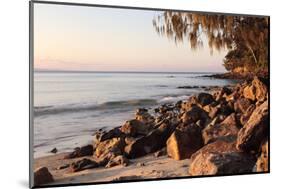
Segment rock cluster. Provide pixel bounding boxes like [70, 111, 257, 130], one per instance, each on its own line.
[34, 76, 269, 184]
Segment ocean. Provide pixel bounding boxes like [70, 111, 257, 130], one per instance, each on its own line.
[33, 71, 237, 157]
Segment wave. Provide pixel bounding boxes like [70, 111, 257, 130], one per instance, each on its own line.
[158, 95, 189, 103]
[34, 99, 157, 117]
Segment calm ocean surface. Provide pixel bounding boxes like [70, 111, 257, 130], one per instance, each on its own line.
[33, 71, 237, 157]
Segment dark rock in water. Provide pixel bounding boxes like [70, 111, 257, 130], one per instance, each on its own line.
[105, 155, 129, 168]
[203, 113, 239, 144]
[64, 144, 94, 159]
[57, 164, 70, 170]
[34, 167, 54, 186]
[189, 137, 256, 176]
[243, 76, 268, 102]
[167, 123, 203, 160]
[120, 119, 152, 137]
[154, 147, 167, 157]
[95, 137, 126, 159]
[50, 148, 57, 154]
[234, 98, 252, 114]
[196, 93, 214, 106]
[70, 158, 99, 172]
[125, 120, 176, 158]
[256, 140, 269, 172]
[236, 100, 268, 152]
[181, 105, 209, 125]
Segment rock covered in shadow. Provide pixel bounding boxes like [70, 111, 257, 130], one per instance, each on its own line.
[70, 158, 99, 172]
[202, 113, 239, 144]
[94, 127, 124, 143]
[105, 155, 130, 168]
[64, 144, 94, 159]
[180, 105, 209, 125]
[189, 137, 256, 176]
[167, 123, 203, 160]
[34, 167, 54, 186]
[236, 100, 268, 152]
[120, 119, 152, 137]
[125, 120, 176, 158]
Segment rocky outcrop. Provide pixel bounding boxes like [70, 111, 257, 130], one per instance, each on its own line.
[202, 113, 239, 144]
[95, 137, 126, 158]
[236, 100, 268, 152]
[125, 121, 175, 158]
[180, 105, 209, 125]
[189, 138, 256, 176]
[34, 167, 54, 186]
[243, 77, 268, 102]
[167, 124, 203, 160]
[120, 119, 152, 137]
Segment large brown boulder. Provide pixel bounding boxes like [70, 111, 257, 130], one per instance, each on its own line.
[95, 137, 126, 158]
[94, 127, 124, 143]
[243, 77, 268, 102]
[189, 138, 256, 176]
[256, 140, 269, 172]
[181, 105, 209, 125]
[34, 167, 54, 186]
[120, 119, 152, 137]
[125, 120, 175, 158]
[236, 100, 268, 152]
[202, 113, 239, 144]
[167, 124, 203, 160]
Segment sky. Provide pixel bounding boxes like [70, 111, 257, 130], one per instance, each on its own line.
[34, 3, 228, 72]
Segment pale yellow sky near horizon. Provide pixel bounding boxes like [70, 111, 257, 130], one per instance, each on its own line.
[34, 3, 228, 72]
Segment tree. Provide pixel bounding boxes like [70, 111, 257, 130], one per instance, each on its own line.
[153, 12, 269, 74]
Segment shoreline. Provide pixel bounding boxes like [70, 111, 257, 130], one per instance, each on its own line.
[33, 76, 269, 186]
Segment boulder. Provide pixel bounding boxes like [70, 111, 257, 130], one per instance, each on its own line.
[64, 144, 94, 159]
[125, 120, 175, 158]
[95, 137, 126, 158]
[189, 138, 256, 176]
[70, 158, 99, 172]
[256, 140, 269, 172]
[234, 98, 252, 114]
[181, 105, 209, 125]
[213, 87, 232, 101]
[197, 93, 215, 106]
[236, 100, 268, 152]
[34, 167, 54, 186]
[243, 77, 268, 102]
[105, 155, 129, 168]
[120, 119, 152, 137]
[94, 127, 124, 143]
[202, 113, 239, 144]
[167, 124, 203, 160]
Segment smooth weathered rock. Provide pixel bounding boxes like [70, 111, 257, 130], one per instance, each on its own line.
[95, 137, 125, 158]
[236, 100, 268, 152]
[125, 121, 175, 158]
[243, 77, 268, 102]
[70, 158, 99, 172]
[203, 113, 239, 144]
[189, 138, 256, 176]
[181, 105, 209, 125]
[167, 124, 203, 160]
[64, 144, 94, 159]
[34, 167, 54, 186]
[120, 119, 152, 137]
[105, 155, 129, 168]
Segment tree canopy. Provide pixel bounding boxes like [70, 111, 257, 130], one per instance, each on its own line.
[153, 12, 269, 74]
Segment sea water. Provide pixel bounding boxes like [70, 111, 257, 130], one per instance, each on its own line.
[33, 71, 237, 157]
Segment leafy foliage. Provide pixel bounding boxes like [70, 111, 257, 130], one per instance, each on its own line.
[153, 12, 269, 74]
